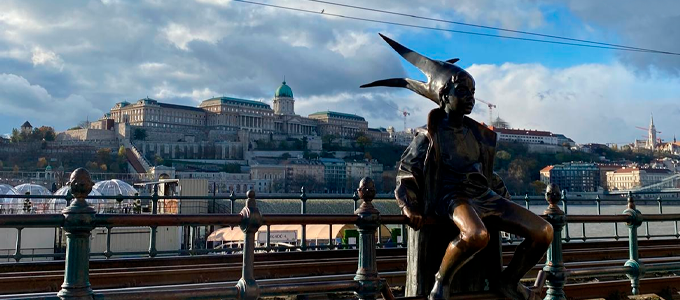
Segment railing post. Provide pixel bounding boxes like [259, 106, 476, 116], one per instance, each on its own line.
[236, 190, 262, 300]
[149, 184, 158, 258]
[543, 184, 567, 300]
[58, 168, 96, 300]
[524, 193, 530, 210]
[13, 227, 22, 262]
[300, 186, 307, 251]
[354, 177, 380, 300]
[561, 190, 570, 242]
[229, 190, 236, 214]
[595, 195, 601, 215]
[623, 191, 644, 295]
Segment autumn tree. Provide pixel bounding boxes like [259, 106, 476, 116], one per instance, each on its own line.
[37, 157, 48, 168]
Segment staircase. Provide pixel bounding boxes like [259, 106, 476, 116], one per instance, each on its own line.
[122, 140, 152, 174]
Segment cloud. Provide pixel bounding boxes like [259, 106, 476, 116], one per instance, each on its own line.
[0, 73, 103, 130]
[0, 0, 677, 142]
[559, 0, 680, 74]
[31, 47, 63, 70]
[466, 62, 680, 144]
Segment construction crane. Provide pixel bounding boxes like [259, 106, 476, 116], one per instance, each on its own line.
[636, 126, 662, 134]
[388, 103, 411, 131]
[399, 109, 410, 131]
[475, 98, 497, 125]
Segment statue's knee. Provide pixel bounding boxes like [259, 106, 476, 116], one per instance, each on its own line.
[534, 223, 554, 247]
[462, 229, 489, 251]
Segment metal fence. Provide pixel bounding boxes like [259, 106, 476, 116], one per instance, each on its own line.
[1, 171, 680, 299]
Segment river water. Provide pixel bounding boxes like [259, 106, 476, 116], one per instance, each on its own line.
[526, 204, 679, 241]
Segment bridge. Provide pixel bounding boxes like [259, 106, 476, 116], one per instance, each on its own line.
[2, 171, 680, 299]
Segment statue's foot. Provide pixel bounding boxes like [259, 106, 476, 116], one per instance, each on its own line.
[428, 274, 449, 300]
[499, 282, 538, 300]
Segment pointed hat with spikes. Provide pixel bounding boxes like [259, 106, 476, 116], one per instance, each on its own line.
[360, 33, 472, 106]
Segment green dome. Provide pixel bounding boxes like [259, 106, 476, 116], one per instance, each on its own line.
[275, 81, 294, 98]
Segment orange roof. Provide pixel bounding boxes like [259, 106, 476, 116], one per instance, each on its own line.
[540, 165, 553, 173]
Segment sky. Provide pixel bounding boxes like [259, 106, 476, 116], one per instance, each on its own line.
[0, 0, 679, 144]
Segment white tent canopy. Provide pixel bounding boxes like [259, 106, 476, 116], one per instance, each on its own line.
[94, 179, 138, 197]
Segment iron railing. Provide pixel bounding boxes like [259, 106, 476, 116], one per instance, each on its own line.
[2, 172, 680, 298]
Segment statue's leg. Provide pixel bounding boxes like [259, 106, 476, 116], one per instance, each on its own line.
[429, 201, 489, 300]
[495, 199, 553, 300]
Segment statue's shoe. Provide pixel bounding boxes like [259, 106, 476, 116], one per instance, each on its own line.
[428, 279, 449, 300]
[499, 282, 538, 300]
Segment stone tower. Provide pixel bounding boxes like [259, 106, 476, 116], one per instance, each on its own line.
[273, 80, 295, 115]
[648, 113, 657, 150]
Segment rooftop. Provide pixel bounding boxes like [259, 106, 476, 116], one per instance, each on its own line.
[491, 127, 554, 137]
[201, 97, 271, 109]
[275, 81, 294, 98]
[309, 111, 366, 121]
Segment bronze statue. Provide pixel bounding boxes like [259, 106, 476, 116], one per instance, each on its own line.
[361, 34, 553, 300]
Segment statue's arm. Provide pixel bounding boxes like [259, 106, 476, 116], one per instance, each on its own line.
[490, 172, 511, 199]
[395, 133, 429, 213]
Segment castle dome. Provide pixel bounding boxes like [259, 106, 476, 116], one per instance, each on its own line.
[275, 81, 294, 98]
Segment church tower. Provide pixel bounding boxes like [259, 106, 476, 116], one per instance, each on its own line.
[648, 113, 657, 150]
[273, 80, 295, 115]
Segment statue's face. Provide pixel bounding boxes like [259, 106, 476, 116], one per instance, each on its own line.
[444, 73, 475, 115]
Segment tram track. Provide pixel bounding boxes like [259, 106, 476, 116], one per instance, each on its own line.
[2, 239, 680, 295]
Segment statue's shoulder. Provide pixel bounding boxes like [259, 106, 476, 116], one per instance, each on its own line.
[464, 117, 497, 146]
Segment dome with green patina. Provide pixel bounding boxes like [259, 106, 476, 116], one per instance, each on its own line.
[275, 81, 294, 98]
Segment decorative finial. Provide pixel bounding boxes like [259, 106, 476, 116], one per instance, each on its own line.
[544, 183, 562, 212]
[68, 168, 93, 199]
[358, 177, 376, 204]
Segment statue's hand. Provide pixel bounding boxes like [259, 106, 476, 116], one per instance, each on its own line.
[402, 206, 424, 230]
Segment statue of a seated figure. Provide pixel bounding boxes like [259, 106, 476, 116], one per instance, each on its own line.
[361, 34, 553, 300]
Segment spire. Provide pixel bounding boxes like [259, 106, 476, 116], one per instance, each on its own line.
[650, 113, 655, 127]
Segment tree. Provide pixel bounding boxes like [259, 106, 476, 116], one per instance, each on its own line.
[37, 126, 56, 141]
[86, 161, 99, 171]
[302, 136, 308, 150]
[530, 180, 547, 195]
[133, 128, 147, 141]
[77, 120, 91, 129]
[12, 165, 19, 173]
[154, 155, 164, 166]
[96, 148, 112, 165]
[37, 157, 48, 168]
[281, 152, 291, 159]
[356, 134, 372, 151]
[0, 160, 4, 170]
[10, 128, 22, 143]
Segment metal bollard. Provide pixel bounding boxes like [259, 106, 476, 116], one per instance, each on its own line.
[543, 184, 567, 300]
[623, 191, 644, 295]
[354, 177, 381, 300]
[58, 168, 96, 300]
[236, 190, 262, 300]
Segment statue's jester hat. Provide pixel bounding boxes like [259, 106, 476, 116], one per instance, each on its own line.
[360, 34, 472, 107]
